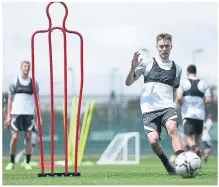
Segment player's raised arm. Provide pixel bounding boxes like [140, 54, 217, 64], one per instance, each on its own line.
[125, 51, 145, 86]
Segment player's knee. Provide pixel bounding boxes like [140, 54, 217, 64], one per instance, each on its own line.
[149, 139, 159, 146]
[25, 137, 31, 143]
[147, 132, 159, 145]
[11, 132, 19, 141]
[168, 128, 177, 137]
[12, 136, 19, 142]
[25, 135, 31, 142]
[24, 131, 32, 140]
[167, 123, 177, 137]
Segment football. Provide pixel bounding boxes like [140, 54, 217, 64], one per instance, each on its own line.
[174, 151, 201, 178]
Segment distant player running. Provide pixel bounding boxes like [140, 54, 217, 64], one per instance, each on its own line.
[125, 33, 184, 175]
[202, 114, 214, 163]
[177, 65, 211, 157]
[4, 60, 41, 170]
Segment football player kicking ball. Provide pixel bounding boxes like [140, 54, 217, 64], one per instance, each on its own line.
[125, 33, 184, 175]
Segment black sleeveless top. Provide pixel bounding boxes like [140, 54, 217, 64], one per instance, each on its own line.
[183, 79, 204, 98]
[144, 58, 177, 87]
[14, 77, 33, 95]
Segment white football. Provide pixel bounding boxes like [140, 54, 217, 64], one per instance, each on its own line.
[174, 151, 201, 178]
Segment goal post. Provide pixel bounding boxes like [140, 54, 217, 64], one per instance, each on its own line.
[96, 132, 140, 165]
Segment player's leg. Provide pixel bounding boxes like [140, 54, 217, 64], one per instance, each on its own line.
[22, 128, 38, 165]
[24, 131, 37, 164]
[203, 142, 212, 164]
[5, 132, 20, 170]
[185, 135, 194, 148]
[193, 120, 204, 157]
[193, 134, 202, 157]
[183, 118, 195, 149]
[143, 112, 175, 175]
[166, 121, 183, 151]
[147, 130, 162, 155]
[5, 115, 21, 170]
[162, 108, 184, 155]
[194, 134, 202, 148]
[147, 130, 176, 175]
[23, 131, 32, 169]
[23, 115, 35, 169]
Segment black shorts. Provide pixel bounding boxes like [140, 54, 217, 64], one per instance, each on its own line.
[143, 108, 178, 139]
[183, 118, 203, 136]
[11, 115, 35, 132]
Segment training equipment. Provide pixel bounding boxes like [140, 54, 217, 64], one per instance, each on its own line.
[97, 132, 140, 165]
[174, 151, 201, 178]
[78, 100, 95, 165]
[63, 98, 95, 166]
[31, 2, 84, 177]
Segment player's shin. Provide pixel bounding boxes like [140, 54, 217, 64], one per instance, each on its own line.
[185, 135, 194, 148]
[151, 143, 168, 163]
[25, 139, 32, 163]
[151, 142, 176, 175]
[9, 132, 19, 163]
[166, 123, 184, 153]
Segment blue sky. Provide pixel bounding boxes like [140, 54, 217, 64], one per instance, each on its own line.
[2, 1, 218, 95]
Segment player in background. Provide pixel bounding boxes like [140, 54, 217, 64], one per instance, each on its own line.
[177, 65, 211, 157]
[202, 114, 214, 163]
[3, 90, 39, 165]
[2, 91, 8, 121]
[4, 60, 42, 170]
[125, 33, 184, 175]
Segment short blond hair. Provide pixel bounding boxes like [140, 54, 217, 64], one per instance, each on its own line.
[156, 33, 172, 43]
[21, 60, 30, 67]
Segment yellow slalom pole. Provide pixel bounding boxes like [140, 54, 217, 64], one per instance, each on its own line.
[62, 97, 75, 164]
[78, 100, 95, 166]
[77, 100, 90, 165]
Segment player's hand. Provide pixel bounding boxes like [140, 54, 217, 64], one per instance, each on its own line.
[4, 116, 11, 130]
[131, 51, 142, 70]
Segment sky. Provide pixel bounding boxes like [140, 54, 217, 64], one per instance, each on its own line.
[2, 1, 218, 96]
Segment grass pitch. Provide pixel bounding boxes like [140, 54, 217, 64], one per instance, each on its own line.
[2, 156, 218, 185]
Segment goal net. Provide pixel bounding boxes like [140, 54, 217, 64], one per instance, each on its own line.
[96, 132, 140, 165]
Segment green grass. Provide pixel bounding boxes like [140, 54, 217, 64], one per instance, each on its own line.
[2, 156, 218, 185]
